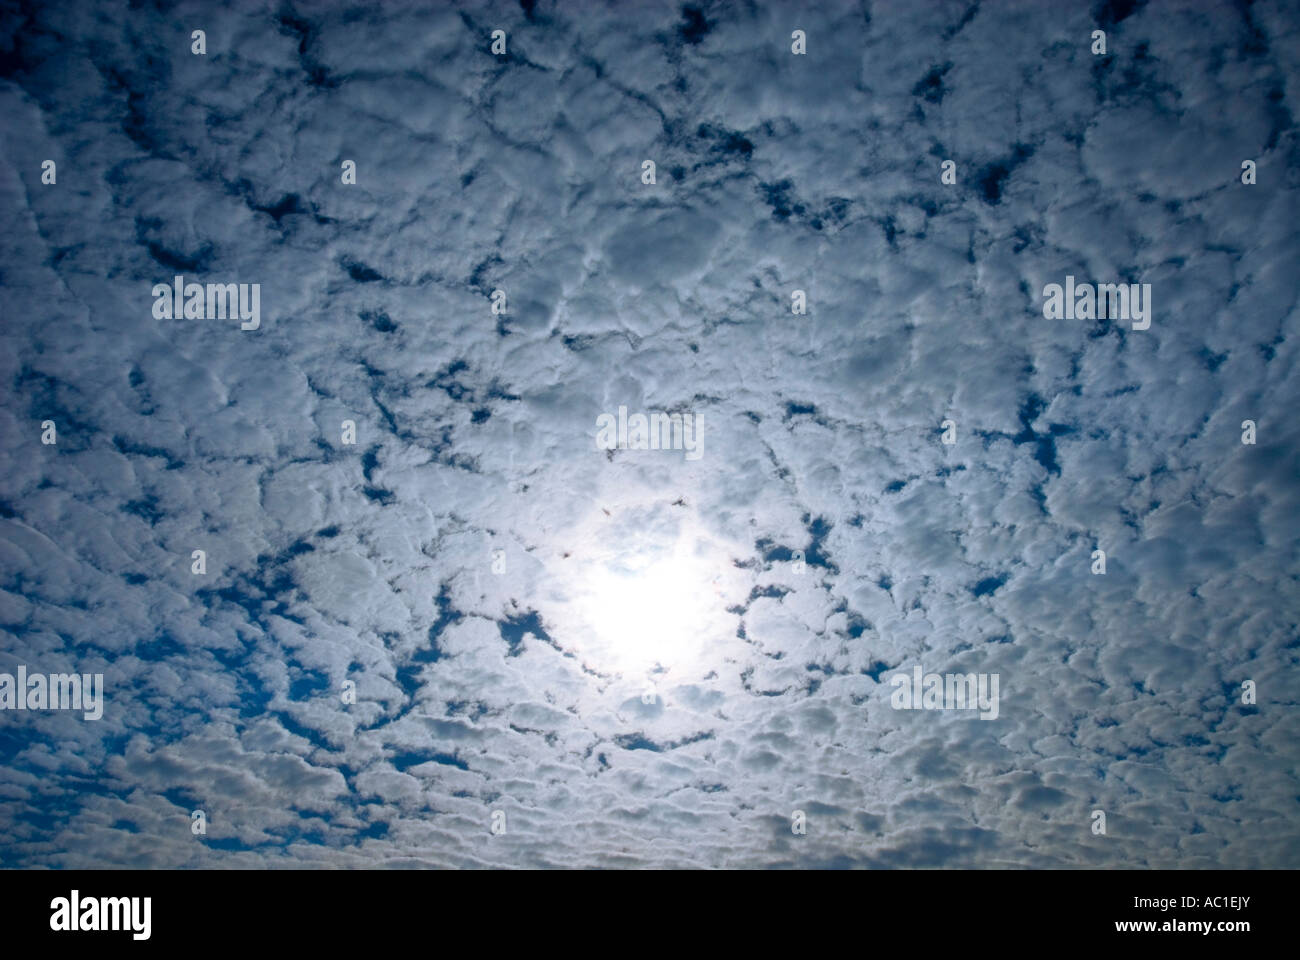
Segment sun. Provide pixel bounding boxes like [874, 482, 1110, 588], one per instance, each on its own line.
[571, 516, 734, 678]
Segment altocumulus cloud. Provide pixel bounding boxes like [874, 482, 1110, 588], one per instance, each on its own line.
[0, 0, 1297, 868]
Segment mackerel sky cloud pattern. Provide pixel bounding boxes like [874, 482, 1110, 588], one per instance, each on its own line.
[0, 0, 1298, 869]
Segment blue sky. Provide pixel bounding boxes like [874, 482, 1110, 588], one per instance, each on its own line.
[0, 0, 1297, 868]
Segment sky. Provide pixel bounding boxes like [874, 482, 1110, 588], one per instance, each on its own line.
[0, 0, 1298, 869]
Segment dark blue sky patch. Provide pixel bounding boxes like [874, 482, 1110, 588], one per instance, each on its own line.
[122, 494, 164, 526]
[274, 711, 336, 751]
[201, 836, 254, 852]
[697, 122, 754, 160]
[248, 191, 310, 226]
[677, 5, 711, 45]
[499, 609, 551, 657]
[16, 366, 97, 449]
[288, 664, 330, 701]
[1093, 0, 1147, 29]
[361, 447, 380, 481]
[112, 434, 184, 470]
[0, 728, 34, 767]
[391, 750, 468, 772]
[135, 631, 184, 659]
[862, 660, 894, 682]
[912, 62, 953, 104]
[394, 663, 424, 699]
[844, 612, 871, 639]
[416, 583, 464, 663]
[615, 733, 661, 752]
[361, 309, 398, 334]
[277, 11, 339, 89]
[343, 259, 384, 283]
[974, 143, 1033, 205]
[971, 574, 1009, 597]
[759, 179, 805, 221]
[142, 238, 209, 273]
[362, 486, 396, 505]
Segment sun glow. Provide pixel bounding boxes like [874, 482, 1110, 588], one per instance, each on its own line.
[574, 522, 733, 677]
